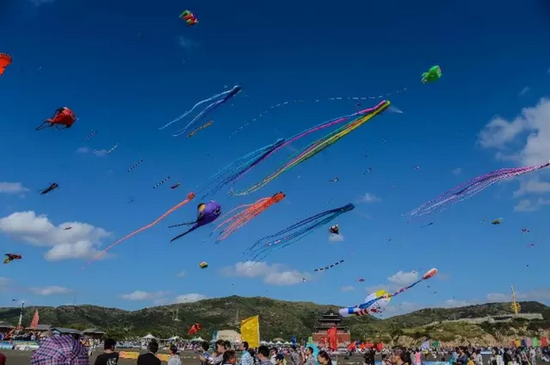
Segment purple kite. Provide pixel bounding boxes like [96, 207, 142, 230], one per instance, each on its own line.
[169, 201, 222, 242]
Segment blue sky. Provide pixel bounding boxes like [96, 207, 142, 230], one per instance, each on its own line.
[1, 0, 550, 316]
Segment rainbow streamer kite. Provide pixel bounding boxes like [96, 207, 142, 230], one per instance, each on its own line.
[231, 100, 390, 196]
[339, 268, 437, 317]
[407, 161, 550, 217]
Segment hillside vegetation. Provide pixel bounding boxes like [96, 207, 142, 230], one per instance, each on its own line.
[1, 296, 549, 344]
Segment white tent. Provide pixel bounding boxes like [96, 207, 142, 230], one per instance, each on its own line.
[191, 337, 205, 342]
[143, 334, 156, 340]
[167, 336, 180, 341]
[275, 341, 283, 345]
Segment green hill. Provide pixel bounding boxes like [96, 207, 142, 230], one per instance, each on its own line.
[1, 296, 548, 343]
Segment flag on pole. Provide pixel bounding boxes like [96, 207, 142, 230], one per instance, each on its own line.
[241, 316, 260, 348]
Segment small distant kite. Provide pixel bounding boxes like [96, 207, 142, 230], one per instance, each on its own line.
[153, 177, 171, 189]
[0, 53, 12, 76]
[329, 177, 339, 183]
[170, 201, 222, 243]
[329, 225, 339, 235]
[421, 65, 442, 84]
[522, 228, 529, 233]
[358, 278, 365, 282]
[314, 259, 344, 272]
[4, 254, 21, 264]
[36, 107, 76, 131]
[180, 10, 198, 26]
[171, 182, 181, 190]
[199, 261, 208, 269]
[127, 160, 144, 172]
[188, 121, 213, 137]
[40, 183, 59, 195]
[64, 227, 72, 230]
[421, 222, 434, 229]
[413, 166, 420, 170]
[188, 323, 201, 335]
[491, 218, 502, 225]
[84, 131, 97, 142]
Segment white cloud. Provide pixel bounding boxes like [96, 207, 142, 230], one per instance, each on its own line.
[329, 234, 344, 242]
[93, 149, 108, 157]
[224, 261, 310, 286]
[361, 193, 380, 203]
[0, 182, 29, 194]
[76, 147, 89, 154]
[487, 288, 550, 302]
[176, 271, 187, 278]
[514, 198, 550, 212]
[513, 177, 550, 197]
[341, 286, 355, 292]
[519, 87, 530, 96]
[452, 167, 462, 175]
[0, 211, 110, 261]
[120, 290, 170, 301]
[477, 98, 550, 165]
[30, 286, 71, 296]
[443, 299, 474, 308]
[175, 294, 207, 303]
[178, 36, 197, 49]
[387, 270, 419, 286]
[388, 106, 403, 114]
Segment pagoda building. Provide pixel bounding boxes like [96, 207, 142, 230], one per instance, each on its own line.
[312, 310, 351, 347]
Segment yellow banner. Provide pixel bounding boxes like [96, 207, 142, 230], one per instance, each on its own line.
[241, 315, 260, 348]
[119, 352, 170, 362]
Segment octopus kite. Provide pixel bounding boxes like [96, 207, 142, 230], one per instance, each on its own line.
[247, 203, 355, 260]
[212, 192, 285, 243]
[314, 259, 344, 272]
[40, 183, 59, 195]
[407, 161, 550, 217]
[180, 10, 198, 26]
[421, 65, 442, 84]
[232, 101, 390, 195]
[159, 86, 241, 137]
[340, 268, 437, 317]
[36, 107, 76, 131]
[4, 254, 22, 264]
[0, 53, 12, 76]
[169, 201, 222, 243]
[188, 121, 213, 137]
[84, 193, 196, 268]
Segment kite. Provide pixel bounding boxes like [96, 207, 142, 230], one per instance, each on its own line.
[491, 218, 502, 225]
[83, 192, 196, 268]
[64, 227, 72, 230]
[171, 182, 181, 190]
[107, 144, 118, 154]
[159, 85, 241, 137]
[407, 161, 550, 217]
[314, 259, 344, 272]
[199, 261, 208, 268]
[358, 278, 365, 282]
[36, 107, 76, 131]
[329, 177, 339, 183]
[421, 222, 434, 229]
[231, 100, 390, 195]
[188, 323, 201, 335]
[212, 192, 285, 243]
[127, 160, 144, 172]
[421, 65, 442, 84]
[40, 183, 59, 195]
[153, 177, 171, 189]
[180, 10, 198, 26]
[247, 203, 355, 260]
[522, 228, 529, 233]
[84, 131, 97, 141]
[0, 53, 12, 76]
[340, 289, 392, 317]
[329, 225, 339, 235]
[188, 121, 213, 137]
[208, 105, 385, 198]
[169, 201, 222, 243]
[3, 254, 22, 264]
[340, 268, 437, 317]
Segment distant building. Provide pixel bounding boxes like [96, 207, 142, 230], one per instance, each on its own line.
[312, 310, 350, 347]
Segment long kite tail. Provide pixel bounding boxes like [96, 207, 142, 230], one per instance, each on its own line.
[83, 192, 195, 269]
[170, 225, 198, 243]
[159, 89, 234, 131]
